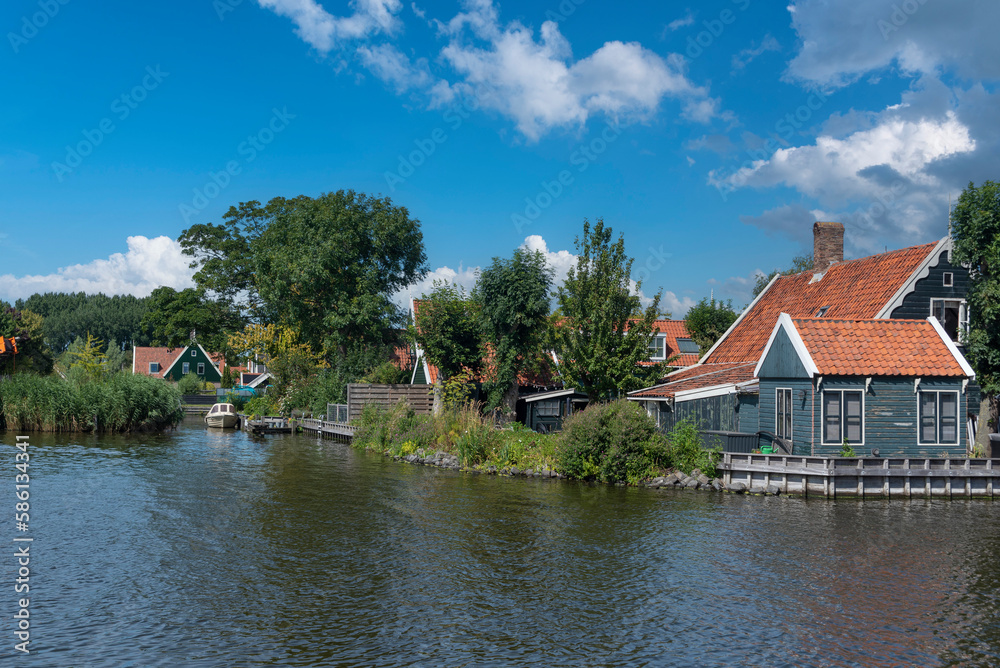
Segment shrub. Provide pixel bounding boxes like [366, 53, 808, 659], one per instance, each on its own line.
[177, 373, 203, 395]
[666, 419, 720, 478]
[557, 400, 669, 484]
[244, 395, 277, 418]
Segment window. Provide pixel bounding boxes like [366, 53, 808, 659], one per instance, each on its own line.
[676, 338, 700, 354]
[930, 299, 966, 342]
[535, 400, 560, 417]
[648, 335, 666, 360]
[191, 350, 197, 357]
[197, 363, 205, 375]
[943, 272, 954, 287]
[822, 390, 863, 444]
[775, 388, 792, 440]
[816, 306, 830, 317]
[918, 391, 959, 445]
[182, 362, 190, 375]
[149, 362, 159, 373]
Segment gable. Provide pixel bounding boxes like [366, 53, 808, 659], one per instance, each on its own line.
[757, 326, 810, 379]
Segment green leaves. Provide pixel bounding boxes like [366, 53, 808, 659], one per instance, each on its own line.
[553, 218, 665, 401]
[952, 180, 1000, 397]
[413, 281, 482, 381]
[685, 297, 738, 356]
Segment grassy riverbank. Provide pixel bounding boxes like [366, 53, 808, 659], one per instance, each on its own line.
[0, 372, 184, 433]
[352, 399, 718, 484]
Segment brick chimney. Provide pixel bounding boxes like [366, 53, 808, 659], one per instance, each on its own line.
[813, 221, 844, 274]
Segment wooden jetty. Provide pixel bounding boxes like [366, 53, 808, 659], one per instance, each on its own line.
[299, 418, 358, 442]
[721, 453, 1000, 498]
[240, 415, 358, 441]
[242, 415, 294, 435]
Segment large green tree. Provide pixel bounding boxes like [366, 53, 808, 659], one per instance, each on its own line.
[951, 181, 1000, 428]
[16, 292, 151, 351]
[553, 218, 665, 401]
[473, 248, 553, 413]
[140, 287, 243, 353]
[685, 297, 738, 356]
[413, 281, 482, 382]
[0, 303, 53, 375]
[180, 190, 427, 359]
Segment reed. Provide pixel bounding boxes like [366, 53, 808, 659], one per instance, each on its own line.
[0, 372, 183, 433]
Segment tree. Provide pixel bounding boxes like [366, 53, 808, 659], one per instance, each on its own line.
[685, 297, 738, 356]
[473, 248, 553, 413]
[0, 303, 52, 375]
[951, 180, 1000, 435]
[17, 292, 151, 352]
[140, 287, 243, 353]
[553, 218, 666, 402]
[180, 191, 427, 360]
[752, 254, 813, 298]
[413, 281, 482, 382]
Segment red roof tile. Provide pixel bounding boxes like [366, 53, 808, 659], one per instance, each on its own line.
[650, 319, 700, 367]
[789, 317, 969, 377]
[706, 242, 937, 364]
[133, 347, 183, 378]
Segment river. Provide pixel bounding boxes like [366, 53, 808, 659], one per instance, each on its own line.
[3, 418, 1000, 666]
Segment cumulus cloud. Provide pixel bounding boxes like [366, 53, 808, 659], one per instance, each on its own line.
[0, 236, 195, 301]
[257, 0, 403, 52]
[259, 0, 719, 140]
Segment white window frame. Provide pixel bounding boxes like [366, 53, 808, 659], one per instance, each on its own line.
[149, 362, 159, 373]
[197, 363, 205, 375]
[917, 390, 960, 446]
[191, 349, 197, 357]
[182, 362, 190, 375]
[930, 298, 967, 342]
[943, 272, 954, 287]
[675, 338, 700, 354]
[821, 389, 865, 446]
[648, 334, 666, 361]
[775, 388, 793, 442]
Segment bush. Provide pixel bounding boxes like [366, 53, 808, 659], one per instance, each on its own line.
[176, 373, 203, 395]
[666, 419, 720, 478]
[557, 400, 670, 484]
[244, 395, 277, 418]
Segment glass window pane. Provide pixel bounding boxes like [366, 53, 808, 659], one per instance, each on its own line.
[784, 390, 792, 439]
[845, 392, 862, 443]
[824, 392, 841, 443]
[940, 393, 958, 443]
[919, 392, 937, 443]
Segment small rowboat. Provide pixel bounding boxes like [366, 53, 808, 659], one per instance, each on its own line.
[205, 402, 239, 429]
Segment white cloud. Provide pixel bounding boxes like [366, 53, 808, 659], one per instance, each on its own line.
[732, 34, 780, 72]
[256, 0, 403, 52]
[0, 236, 195, 301]
[259, 0, 718, 140]
[664, 11, 695, 33]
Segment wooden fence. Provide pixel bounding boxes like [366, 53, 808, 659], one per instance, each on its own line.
[346, 384, 433, 422]
[720, 453, 1000, 498]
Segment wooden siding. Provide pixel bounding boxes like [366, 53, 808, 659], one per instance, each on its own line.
[164, 346, 222, 383]
[889, 249, 970, 319]
[758, 327, 810, 379]
[347, 383, 433, 421]
[758, 379, 813, 455]
[735, 394, 759, 433]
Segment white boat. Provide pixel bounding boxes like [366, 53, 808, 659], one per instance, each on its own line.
[205, 403, 239, 429]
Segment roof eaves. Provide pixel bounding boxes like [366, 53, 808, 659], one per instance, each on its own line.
[926, 316, 976, 379]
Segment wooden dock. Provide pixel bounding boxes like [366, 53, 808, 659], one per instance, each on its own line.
[239, 415, 359, 440]
[242, 415, 294, 435]
[299, 418, 359, 442]
[720, 453, 1000, 498]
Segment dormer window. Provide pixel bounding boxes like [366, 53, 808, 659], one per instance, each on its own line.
[648, 334, 666, 360]
[816, 306, 830, 317]
[149, 362, 159, 373]
[943, 272, 954, 287]
[676, 338, 700, 354]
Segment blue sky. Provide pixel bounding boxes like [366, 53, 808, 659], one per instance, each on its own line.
[2, 0, 996, 315]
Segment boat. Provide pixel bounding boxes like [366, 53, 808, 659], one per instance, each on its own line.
[205, 403, 239, 429]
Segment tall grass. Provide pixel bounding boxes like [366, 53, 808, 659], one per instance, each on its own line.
[0, 372, 183, 433]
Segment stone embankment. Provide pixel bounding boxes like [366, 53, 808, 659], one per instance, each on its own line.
[391, 449, 782, 495]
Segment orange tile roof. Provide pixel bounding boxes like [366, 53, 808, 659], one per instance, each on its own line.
[133, 347, 183, 378]
[650, 319, 700, 367]
[789, 318, 968, 377]
[706, 242, 937, 364]
[629, 362, 757, 398]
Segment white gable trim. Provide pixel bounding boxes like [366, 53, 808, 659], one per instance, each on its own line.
[674, 383, 737, 402]
[698, 272, 781, 364]
[875, 237, 950, 318]
[927, 316, 976, 379]
[754, 313, 819, 378]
